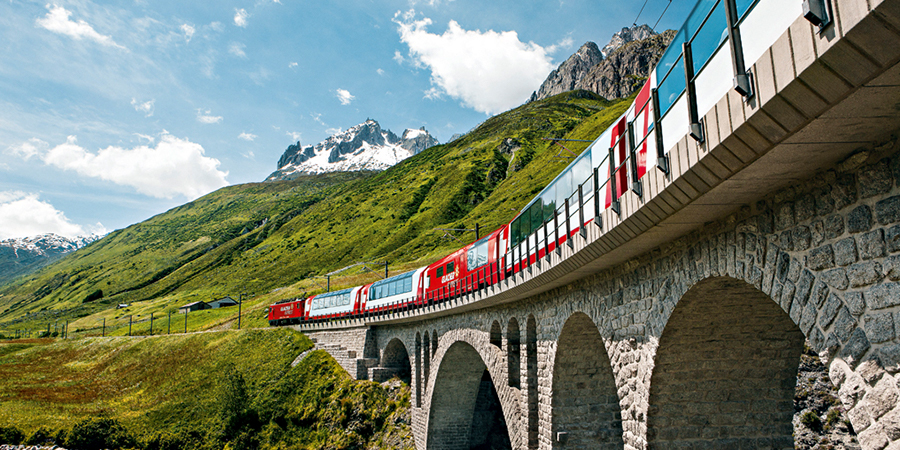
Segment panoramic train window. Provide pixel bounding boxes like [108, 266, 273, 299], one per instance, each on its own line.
[370, 270, 416, 300]
[467, 236, 491, 269]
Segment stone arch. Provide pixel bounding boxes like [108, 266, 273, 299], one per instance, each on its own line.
[525, 314, 539, 450]
[423, 331, 431, 397]
[381, 337, 412, 385]
[416, 332, 422, 408]
[551, 312, 623, 449]
[490, 320, 502, 347]
[427, 341, 512, 450]
[507, 317, 521, 388]
[431, 330, 438, 357]
[647, 276, 805, 448]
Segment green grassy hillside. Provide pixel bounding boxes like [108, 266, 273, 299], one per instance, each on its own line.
[0, 91, 632, 334]
[0, 329, 413, 450]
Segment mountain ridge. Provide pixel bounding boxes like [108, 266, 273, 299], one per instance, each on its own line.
[267, 119, 438, 181]
[0, 234, 101, 286]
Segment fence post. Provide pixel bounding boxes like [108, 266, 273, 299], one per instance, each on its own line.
[128, 316, 132, 337]
[150, 313, 154, 336]
[238, 294, 242, 330]
[102, 318, 106, 337]
[185, 310, 188, 333]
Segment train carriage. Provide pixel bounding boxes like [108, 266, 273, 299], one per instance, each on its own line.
[306, 287, 361, 321]
[424, 226, 506, 303]
[360, 267, 426, 314]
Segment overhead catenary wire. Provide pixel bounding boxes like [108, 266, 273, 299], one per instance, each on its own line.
[652, 0, 674, 31]
[632, 0, 651, 26]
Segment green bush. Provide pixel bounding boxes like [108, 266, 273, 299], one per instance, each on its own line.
[801, 410, 823, 431]
[83, 289, 104, 303]
[0, 425, 24, 445]
[65, 417, 135, 450]
[24, 426, 59, 446]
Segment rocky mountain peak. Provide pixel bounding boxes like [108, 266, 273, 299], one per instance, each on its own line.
[531, 24, 672, 102]
[531, 41, 603, 102]
[267, 120, 438, 181]
[0, 233, 102, 284]
[601, 24, 656, 58]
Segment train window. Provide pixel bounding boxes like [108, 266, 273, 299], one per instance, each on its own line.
[542, 188, 556, 222]
[404, 277, 412, 292]
[572, 152, 592, 189]
[447, 262, 454, 274]
[530, 201, 542, 235]
[437, 266, 444, 278]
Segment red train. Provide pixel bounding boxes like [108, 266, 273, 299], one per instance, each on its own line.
[269, 78, 660, 326]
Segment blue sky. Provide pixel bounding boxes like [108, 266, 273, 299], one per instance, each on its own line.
[0, 0, 692, 240]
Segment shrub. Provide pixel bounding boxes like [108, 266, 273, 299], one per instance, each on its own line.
[65, 417, 135, 450]
[801, 410, 823, 431]
[0, 426, 24, 445]
[24, 426, 58, 446]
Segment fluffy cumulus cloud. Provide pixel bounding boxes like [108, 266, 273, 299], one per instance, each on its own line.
[238, 132, 256, 141]
[16, 135, 228, 200]
[335, 89, 354, 105]
[36, 4, 126, 50]
[394, 10, 554, 115]
[0, 191, 106, 240]
[234, 8, 249, 27]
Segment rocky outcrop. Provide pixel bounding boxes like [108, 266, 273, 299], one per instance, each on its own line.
[601, 24, 656, 58]
[531, 25, 675, 103]
[576, 30, 676, 100]
[531, 42, 603, 102]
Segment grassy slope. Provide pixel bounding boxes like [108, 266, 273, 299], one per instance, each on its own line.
[0, 91, 632, 334]
[0, 329, 413, 449]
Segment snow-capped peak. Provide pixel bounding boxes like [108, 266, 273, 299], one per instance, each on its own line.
[0, 233, 102, 258]
[267, 119, 438, 182]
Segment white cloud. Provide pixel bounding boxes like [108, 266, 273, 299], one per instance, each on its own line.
[134, 133, 155, 144]
[197, 109, 223, 124]
[394, 10, 554, 115]
[242, 151, 255, 159]
[36, 4, 126, 50]
[545, 36, 574, 55]
[131, 98, 154, 117]
[229, 42, 247, 58]
[180, 23, 195, 42]
[210, 21, 224, 32]
[234, 8, 249, 27]
[238, 132, 257, 141]
[7, 138, 49, 161]
[289, 62, 298, 68]
[286, 131, 302, 142]
[376, 68, 385, 76]
[325, 127, 342, 135]
[16, 134, 228, 200]
[0, 191, 106, 239]
[393, 50, 405, 64]
[310, 113, 325, 125]
[335, 89, 355, 105]
[409, 0, 455, 5]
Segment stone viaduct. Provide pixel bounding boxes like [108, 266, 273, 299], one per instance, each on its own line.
[301, 0, 900, 448]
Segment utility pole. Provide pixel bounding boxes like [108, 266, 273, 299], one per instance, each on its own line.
[102, 318, 106, 337]
[237, 294, 243, 330]
[167, 312, 171, 334]
[384, 261, 389, 278]
[184, 310, 188, 333]
[128, 315, 132, 336]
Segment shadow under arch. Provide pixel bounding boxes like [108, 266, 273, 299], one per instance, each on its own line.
[381, 337, 412, 385]
[427, 341, 512, 450]
[647, 276, 804, 449]
[552, 312, 623, 449]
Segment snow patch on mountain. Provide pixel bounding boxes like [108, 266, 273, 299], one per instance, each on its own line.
[0, 233, 101, 258]
[267, 119, 438, 181]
